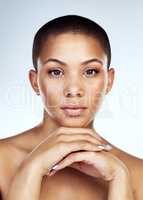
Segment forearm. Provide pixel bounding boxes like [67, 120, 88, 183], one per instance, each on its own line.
[6, 159, 43, 200]
[108, 169, 134, 200]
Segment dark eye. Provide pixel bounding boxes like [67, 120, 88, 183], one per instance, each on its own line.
[47, 69, 63, 78]
[85, 68, 98, 77]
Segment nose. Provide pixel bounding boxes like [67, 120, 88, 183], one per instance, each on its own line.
[63, 79, 84, 98]
[64, 88, 84, 97]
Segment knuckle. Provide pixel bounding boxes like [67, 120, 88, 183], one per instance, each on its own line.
[79, 141, 90, 149]
[57, 127, 64, 133]
[86, 128, 93, 133]
[67, 153, 75, 159]
[84, 134, 92, 140]
[89, 129, 96, 135]
[86, 129, 101, 141]
[56, 133, 66, 141]
[56, 141, 66, 150]
[88, 151, 95, 156]
[70, 154, 77, 162]
[65, 141, 79, 151]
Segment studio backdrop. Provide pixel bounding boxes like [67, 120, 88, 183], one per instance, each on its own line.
[0, 0, 143, 158]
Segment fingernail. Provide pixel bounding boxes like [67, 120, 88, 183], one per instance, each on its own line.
[104, 144, 113, 150]
[97, 145, 105, 150]
[52, 164, 59, 170]
[49, 170, 57, 176]
[97, 144, 113, 151]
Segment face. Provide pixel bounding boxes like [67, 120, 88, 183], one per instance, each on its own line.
[29, 33, 114, 128]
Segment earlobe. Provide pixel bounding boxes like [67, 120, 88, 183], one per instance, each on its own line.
[105, 68, 115, 95]
[28, 69, 40, 95]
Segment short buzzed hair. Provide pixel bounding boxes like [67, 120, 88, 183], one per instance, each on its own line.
[32, 15, 111, 71]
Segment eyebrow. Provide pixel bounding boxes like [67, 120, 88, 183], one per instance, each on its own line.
[43, 58, 103, 66]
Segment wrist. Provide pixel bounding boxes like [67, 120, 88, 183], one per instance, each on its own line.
[113, 166, 130, 181]
[19, 156, 44, 178]
[6, 158, 43, 200]
[108, 167, 134, 200]
[109, 167, 131, 189]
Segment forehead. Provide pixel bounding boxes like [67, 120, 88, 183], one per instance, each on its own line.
[39, 33, 107, 66]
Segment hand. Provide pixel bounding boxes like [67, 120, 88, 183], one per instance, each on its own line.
[24, 127, 110, 177]
[49, 146, 129, 182]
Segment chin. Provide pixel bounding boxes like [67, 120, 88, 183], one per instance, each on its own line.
[57, 116, 93, 128]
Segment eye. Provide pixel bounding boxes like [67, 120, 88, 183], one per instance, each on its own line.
[84, 68, 99, 77]
[47, 69, 63, 78]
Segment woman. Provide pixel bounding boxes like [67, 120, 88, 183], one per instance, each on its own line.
[0, 15, 142, 200]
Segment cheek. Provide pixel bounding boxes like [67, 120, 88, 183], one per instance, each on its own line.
[93, 77, 106, 96]
[39, 79, 63, 107]
[87, 75, 107, 111]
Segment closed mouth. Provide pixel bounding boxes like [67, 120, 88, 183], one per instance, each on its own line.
[61, 107, 87, 117]
[61, 105, 87, 109]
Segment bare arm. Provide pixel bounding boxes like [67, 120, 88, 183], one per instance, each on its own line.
[108, 169, 134, 200]
[5, 159, 43, 200]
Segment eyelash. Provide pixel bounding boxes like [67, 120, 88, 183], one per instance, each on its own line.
[47, 68, 99, 78]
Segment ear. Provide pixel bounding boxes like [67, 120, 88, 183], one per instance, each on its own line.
[28, 69, 40, 95]
[105, 67, 115, 95]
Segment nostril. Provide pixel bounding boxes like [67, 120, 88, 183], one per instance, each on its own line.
[77, 92, 82, 97]
[64, 87, 84, 98]
[67, 92, 72, 97]
[66, 91, 82, 97]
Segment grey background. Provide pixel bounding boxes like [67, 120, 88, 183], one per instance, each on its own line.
[0, 0, 143, 158]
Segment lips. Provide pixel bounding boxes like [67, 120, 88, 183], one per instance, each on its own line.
[61, 105, 87, 117]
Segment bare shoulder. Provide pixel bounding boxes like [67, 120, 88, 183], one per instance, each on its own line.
[0, 131, 31, 172]
[0, 135, 26, 159]
[0, 128, 39, 198]
[0, 127, 39, 171]
[122, 151, 143, 199]
[0, 124, 40, 154]
[132, 157, 143, 200]
[0, 123, 43, 172]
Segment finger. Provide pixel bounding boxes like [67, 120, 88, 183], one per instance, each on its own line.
[64, 140, 112, 155]
[49, 143, 108, 175]
[56, 133, 103, 145]
[65, 141, 109, 155]
[48, 143, 112, 175]
[58, 127, 102, 141]
[47, 140, 112, 175]
[46, 141, 103, 174]
[54, 140, 111, 169]
[50, 151, 94, 173]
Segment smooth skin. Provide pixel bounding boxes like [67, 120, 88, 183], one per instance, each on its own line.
[0, 33, 143, 200]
